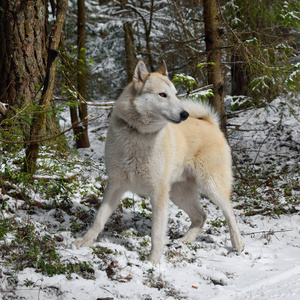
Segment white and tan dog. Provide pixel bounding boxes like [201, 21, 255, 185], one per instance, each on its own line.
[74, 60, 244, 265]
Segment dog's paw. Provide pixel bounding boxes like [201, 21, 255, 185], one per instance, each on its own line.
[147, 256, 159, 266]
[177, 236, 188, 243]
[73, 236, 94, 249]
[232, 238, 245, 252]
[177, 227, 202, 243]
[147, 252, 161, 266]
[177, 233, 196, 244]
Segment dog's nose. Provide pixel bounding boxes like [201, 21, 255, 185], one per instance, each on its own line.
[180, 110, 189, 121]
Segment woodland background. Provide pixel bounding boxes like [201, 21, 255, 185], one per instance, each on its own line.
[0, 1, 299, 299]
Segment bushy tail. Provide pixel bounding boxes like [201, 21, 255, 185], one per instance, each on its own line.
[182, 100, 220, 127]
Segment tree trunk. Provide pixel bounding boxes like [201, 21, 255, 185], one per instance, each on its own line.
[131, 0, 154, 71]
[145, 0, 155, 71]
[24, 0, 68, 174]
[231, 49, 251, 96]
[0, 0, 47, 107]
[120, 0, 136, 83]
[74, 0, 90, 148]
[203, 0, 226, 133]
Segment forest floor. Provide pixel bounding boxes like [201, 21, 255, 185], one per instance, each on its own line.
[0, 95, 299, 299]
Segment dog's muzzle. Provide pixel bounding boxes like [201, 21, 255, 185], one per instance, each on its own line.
[180, 110, 189, 121]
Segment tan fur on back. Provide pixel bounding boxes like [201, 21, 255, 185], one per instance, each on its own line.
[182, 100, 220, 127]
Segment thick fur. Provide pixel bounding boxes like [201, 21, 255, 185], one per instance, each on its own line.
[74, 60, 244, 265]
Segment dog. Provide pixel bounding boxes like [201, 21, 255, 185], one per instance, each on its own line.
[74, 60, 244, 265]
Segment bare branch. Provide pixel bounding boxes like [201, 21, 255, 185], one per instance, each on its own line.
[0, 114, 92, 145]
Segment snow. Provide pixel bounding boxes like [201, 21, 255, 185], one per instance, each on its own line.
[1, 96, 300, 299]
[4, 214, 300, 299]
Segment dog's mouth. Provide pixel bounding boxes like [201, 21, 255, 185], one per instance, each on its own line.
[163, 115, 182, 124]
[163, 110, 189, 124]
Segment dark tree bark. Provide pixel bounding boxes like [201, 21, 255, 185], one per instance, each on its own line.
[71, 0, 90, 148]
[231, 49, 251, 96]
[0, 0, 47, 107]
[24, 0, 68, 174]
[145, 0, 155, 72]
[120, 0, 136, 83]
[203, 0, 227, 133]
[130, 0, 154, 71]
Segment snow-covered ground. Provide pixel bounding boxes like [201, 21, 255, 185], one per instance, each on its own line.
[0, 96, 299, 299]
[3, 213, 299, 300]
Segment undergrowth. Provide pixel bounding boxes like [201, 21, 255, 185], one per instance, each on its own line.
[0, 99, 299, 298]
[232, 159, 299, 216]
[0, 218, 94, 279]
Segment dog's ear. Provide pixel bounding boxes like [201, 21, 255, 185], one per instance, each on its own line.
[133, 60, 149, 84]
[156, 60, 168, 76]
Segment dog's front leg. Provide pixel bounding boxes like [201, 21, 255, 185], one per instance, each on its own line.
[74, 182, 125, 249]
[148, 189, 169, 265]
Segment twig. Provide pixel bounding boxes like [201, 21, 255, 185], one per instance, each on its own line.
[32, 174, 76, 182]
[99, 285, 114, 296]
[227, 110, 259, 136]
[54, 98, 115, 107]
[227, 126, 271, 132]
[242, 229, 292, 236]
[0, 115, 91, 145]
[231, 151, 252, 188]
[217, 0, 253, 60]
[251, 119, 282, 171]
[0, 81, 13, 101]
[0, 103, 31, 126]
[178, 85, 214, 98]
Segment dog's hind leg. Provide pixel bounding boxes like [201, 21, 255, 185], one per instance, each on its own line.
[74, 182, 125, 249]
[148, 187, 169, 265]
[200, 178, 245, 251]
[170, 181, 207, 243]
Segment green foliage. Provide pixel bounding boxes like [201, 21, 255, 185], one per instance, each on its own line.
[122, 197, 135, 209]
[224, 0, 300, 101]
[232, 160, 299, 217]
[0, 218, 14, 239]
[140, 237, 150, 247]
[92, 245, 115, 258]
[70, 218, 87, 235]
[9, 225, 62, 275]
[208, 218, 227, 228]
[284, 62, 300, 93]
[173, 73, 198, 93]
[57, 45, 93, 102]
[0, 102, 68, 168]
[0, 146, 101, 214]
[172, 72, 214, 102]
[0, 220, 60, 276]
[98, 135, 106, 142]
[0, 103, 37, 151]
[60, 0, 300, 107]
[0, 212, 95, 279]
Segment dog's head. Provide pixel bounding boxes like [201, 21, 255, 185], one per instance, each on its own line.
[132, 60, 189, 126]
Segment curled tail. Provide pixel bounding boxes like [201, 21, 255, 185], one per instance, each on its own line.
[182, 100, 220, 127]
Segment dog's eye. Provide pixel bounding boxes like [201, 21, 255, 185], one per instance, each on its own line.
[159, 92, 167, 98]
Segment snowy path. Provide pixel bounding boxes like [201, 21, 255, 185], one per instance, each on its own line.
[9, 211, 299, 300]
